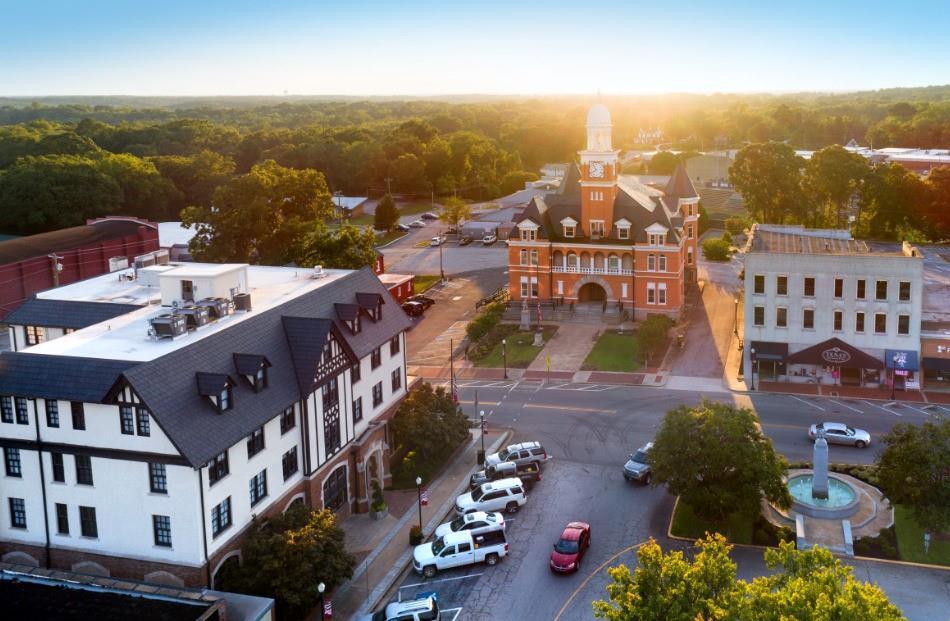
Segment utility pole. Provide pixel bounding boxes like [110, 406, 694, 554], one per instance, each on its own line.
[48, 253, 62, 287]
[384, 177, 393, 194]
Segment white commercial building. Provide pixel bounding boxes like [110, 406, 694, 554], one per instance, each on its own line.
[743, 225, 923, 391]
[0, 260, 411, 588]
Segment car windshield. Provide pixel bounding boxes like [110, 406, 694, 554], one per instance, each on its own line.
[431, 537, 447, 556]
[631, 451, 649, 463]
[449, 517, 465, 531]
[554, 539, 579, 554]
[471, 487, 485, 501]
[498, 449, 511, 461]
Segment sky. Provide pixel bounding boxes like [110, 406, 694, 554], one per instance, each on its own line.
[1, 0, 948, 96]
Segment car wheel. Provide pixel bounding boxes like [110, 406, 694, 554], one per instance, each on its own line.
[423, 565, 437, 578]
[642, 473, 652, 485]
[855, 440, 867, 448]
[486, 553, 499, 566]
[506, 502, 519, 514]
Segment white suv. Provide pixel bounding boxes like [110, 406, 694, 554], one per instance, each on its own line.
[456, 478, 526, 515]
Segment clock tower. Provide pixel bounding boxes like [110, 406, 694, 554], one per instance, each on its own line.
[579, 103, 620, 239]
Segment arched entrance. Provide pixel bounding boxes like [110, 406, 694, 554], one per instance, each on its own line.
[578, 282, 607, 302]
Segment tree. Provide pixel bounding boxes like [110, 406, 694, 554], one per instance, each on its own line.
[500, 170, 539, 195]
[698, 204, 710, 235]
[854, 162, 928, 241]
[302, 223, 379, 270]
[921, 165, 950, 239]
[390, 382, 471, 474]
[439, 196, 471, 230]
[725, 215, 752, 236]
[874, 420, 950, 534]
[701, 237, 732, 261]
[373, 193, 400, 231]
[637, 315, 672, 364]
[730, 143, 805, 223]
[95, 152, 181, 221]
[650, 400, 791, 522]
[218, 502, 355, 619]
[151, 149, 235, 214]
[594, 535, 905, 621]
[648, 151, 680, 175]
[391, 152, 430, 195]
[802, 145, 869, 228]
[181, 160, 333, 264]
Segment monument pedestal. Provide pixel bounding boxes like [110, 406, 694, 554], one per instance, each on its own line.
[533, 329, 544, 347]
[520, 308, 531, 331]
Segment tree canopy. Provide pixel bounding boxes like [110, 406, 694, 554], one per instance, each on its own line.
[390, 382, 471, 476]
[439, 196, 471, 229]
[594, 535, 906, 621]
[729, 142, 805, 224]
[650, 400, 791, 522]
[373, 193, 400, 231]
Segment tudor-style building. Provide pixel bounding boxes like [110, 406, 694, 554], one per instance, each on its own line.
[0, 261, 411, 589]
[508, 104, 699, 319]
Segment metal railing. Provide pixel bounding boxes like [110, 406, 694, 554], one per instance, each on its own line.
[475, 285, 510, 310]
[551, 266, 633, 276]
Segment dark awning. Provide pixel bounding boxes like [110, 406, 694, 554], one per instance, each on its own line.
[923, 357, 950, 372]
[885, 349, 919, 371]
[786, 338, 883, 369]
[749, 341, 788, 361]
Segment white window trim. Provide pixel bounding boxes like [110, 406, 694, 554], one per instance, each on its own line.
[753, 305, 765, 327]
[775, 306, 788, 328]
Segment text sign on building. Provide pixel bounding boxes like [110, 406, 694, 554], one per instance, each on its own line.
[820, 347, 851, 365]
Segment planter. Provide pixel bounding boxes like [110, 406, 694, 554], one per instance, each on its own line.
[409, 529, 424, 546]
[370, 507, 388, 521]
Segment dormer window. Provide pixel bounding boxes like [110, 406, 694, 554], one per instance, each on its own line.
[560, 217, 578, 239]
[617, 227, 630, 240]
[356, 293, 384, 322]
[649, 233, 666, 246]
[219, 388, 231, 411]
[196, 372, 235, 413]
[564, 225, 576, 238]
[254, 366, 267, 391]
[521, 229, 537, 241]
[233, 354, 271, 393]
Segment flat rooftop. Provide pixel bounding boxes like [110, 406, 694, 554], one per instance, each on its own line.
[24, 263, 352, 362]
[747, 226, 910, 257]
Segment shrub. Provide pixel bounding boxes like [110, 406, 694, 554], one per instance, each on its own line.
[725, 215, 751, 236]
[702, 237, 733, 261]
[370, 481, 386, 512]
[722, 230, 732, 244]
[777, 526, 795, 543]
[753, 529, 771, 546]
[466, 302, 505, 342]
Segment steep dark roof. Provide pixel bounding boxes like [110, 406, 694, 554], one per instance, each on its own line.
[557, 162, 582, 197]
[663, 164, 699, 203]
[0, 219, 155, 265]
[334, 303, 359, 321]
[4, 298, 143, 329]
[282, 316, 335, 396]
[195, 372, 234, 397]
[233, 353, 270, 376]
[0, 353, 137, 402]
[356, 292, 384, 310]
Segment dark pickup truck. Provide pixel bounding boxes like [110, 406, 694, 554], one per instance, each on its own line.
[470, 461, 541, 490]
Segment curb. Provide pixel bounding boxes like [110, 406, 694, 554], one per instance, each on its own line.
[375, 232, 409, 249]
[354, 428, 514, 617]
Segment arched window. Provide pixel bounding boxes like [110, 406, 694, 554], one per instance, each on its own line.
[608, 255, 621, 272]
[567, 253, 578, 269]
[323, 466, 348, 512]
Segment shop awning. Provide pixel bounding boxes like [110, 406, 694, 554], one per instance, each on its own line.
[749, 341, 788, 361]
[923, 357, 950, 372]
[786, 337, 883, 369]
[885, 349, 919, 371]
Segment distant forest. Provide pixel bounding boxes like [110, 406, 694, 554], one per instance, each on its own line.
[1, 86, 948, 235]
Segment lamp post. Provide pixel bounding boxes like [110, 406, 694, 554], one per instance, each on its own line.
[890, 354, 898, 400]
[479, 410, 486, 457]
[502, 338, 508, 379]
[439, 229, 445, 282]
[733, 297, 739, 337]
[317, 582, 326, 621]
[415, 476, 423, 532]
[750, 347, 756, 391]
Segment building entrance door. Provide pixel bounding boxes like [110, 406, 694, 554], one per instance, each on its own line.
[578, 282, 607, 302]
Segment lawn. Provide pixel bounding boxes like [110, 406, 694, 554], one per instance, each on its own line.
[670, 501, 756, 545]
[414, 274, 441, 293]
[582, 330, 643, 372]
[399, 201, 439, 216]
[894, 505, 950, 566]
[474, 325, 557, 368]
[375, 229, 407, 247]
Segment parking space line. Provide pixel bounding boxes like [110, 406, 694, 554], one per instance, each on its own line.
[400, 573, 484, 590]
[899, 403, 932, 417]
[442, 608, 462, 621]
[862, 400, 902, 416]
[829, 399, 863, 414]
[554, 541, 647, 621]
[790, 395, 825, 411]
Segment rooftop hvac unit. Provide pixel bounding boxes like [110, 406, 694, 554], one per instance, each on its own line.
[148, 314, 187, 339]
[153, 249, 170, 265]
[312, 265, 326, 279]
[108, 256, 129, 272]
[233, 292, 252, 312]
[177, 305, 211, 329]
[195, 297, 231, 320]
[134, 253, 156, 269]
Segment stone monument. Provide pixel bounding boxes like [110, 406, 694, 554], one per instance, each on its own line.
[812, 428, 829, 500]
[519, 299, 531, 331]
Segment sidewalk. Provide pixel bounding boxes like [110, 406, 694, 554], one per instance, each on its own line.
[407, 363, 670, 387]
[317, 427, 511, 621]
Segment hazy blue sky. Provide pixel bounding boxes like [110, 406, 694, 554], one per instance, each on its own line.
[2, 0, 947, 96]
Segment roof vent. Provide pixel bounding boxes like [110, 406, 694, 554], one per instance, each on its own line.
[195, 297, 231, 320]
[108, 256, 129, 272]
[177, 305, 211, 329]
[312, 265, 326, 279]
[148, 314, 187, 339]
[234, 292, 252, 312]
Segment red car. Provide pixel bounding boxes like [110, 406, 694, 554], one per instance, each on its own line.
[549, 521, 590, 573]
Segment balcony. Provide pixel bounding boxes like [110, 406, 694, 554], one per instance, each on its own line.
[552, 265, 633, 276]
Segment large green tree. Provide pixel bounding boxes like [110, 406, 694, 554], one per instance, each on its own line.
[802, 145, 869, 228]
[921, 165, 950, 239]
[302, 223, 379, 270]
[373, 193, 400, 231]
[875, 419, 950, 534]
[150, 149, 235, 215]
[650, 400, 791, 522]
[438, 196, 471, 230]
[218, 503, 355, 619]
[181, 160, 333, 264]
[500, 170, 539, 195]
[390, 382, 471, 475]
[594, 535, 905, 621]
[854, 162, 929, 241]
[730, 142, 805, 224]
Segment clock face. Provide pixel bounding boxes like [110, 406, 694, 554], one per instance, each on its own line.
[589, 161, 605, 178]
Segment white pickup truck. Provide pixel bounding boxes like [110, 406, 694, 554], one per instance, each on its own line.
[412, 529, 508, 578]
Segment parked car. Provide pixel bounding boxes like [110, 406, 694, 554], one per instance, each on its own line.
[482, 234, 497, 245]
[434, 511, 505, 538]
[808, 422, 871, 448]
[471, 461, 541, 490]
[421, 212, 439, 220]
[409, 220, 426, 228]
[361, 592, 441, 621]
[396, 223, 410, 232]
[455, 478, 527, 515]
[485, 441, 549, 468]
[401, 301, 426, 317]
[446, 226, 457, 234]
[623, 442, 653, 485]
[430, 236, 446, 246]
[549, 521, 591, 574]
[406, 294, 435, 309]
[458, 236, 473, 246]
[412, 530, 508, 578]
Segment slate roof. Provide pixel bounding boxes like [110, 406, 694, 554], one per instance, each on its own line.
[195, 372, 234, 397]
[334, 303, 360, 321]
[282, 316, 337, 397]
[0, 353, 138, 402]
[233, 353, 270, 376]
[663, 163, 700, 203]
[4, 298, 143, 329]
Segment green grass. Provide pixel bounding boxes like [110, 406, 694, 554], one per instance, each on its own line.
[670, 501, 756, 545]
[347, 212, 375, 226]
[413, 274, 441, 293]
[399, 201, 438, 216]
[894, 505, 950, 566]
[375, 229, 407, 247]
[582, 331, 643, 372]
[475, 326, 557, 368]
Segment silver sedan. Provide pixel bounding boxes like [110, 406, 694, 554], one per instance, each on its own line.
[808, 422, 871, 448]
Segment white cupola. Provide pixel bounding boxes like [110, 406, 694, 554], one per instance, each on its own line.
[586, 103, 612, 151]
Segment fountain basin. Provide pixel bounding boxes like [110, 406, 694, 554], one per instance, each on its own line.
[788, 473, 860, 519]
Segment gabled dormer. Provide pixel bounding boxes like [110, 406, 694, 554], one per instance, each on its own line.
[356, 292, 384, 322]
[614, 218, 632, 241]
[233, 353, 271, 393]
[517, 219, 539, 241]
[335, 303, 362, 334]
[196, 372, 235, 413]
[559, 217, 578, 239]
[645, 222, 669, 246]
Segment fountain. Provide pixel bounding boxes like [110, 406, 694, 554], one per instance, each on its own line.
[785, 428, 860, 519]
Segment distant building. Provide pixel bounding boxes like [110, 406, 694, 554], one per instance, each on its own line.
[158, 221, 196, 262]
[684, 154, 734, 188]
[636, 128, 664, 144]
[333, 196, 369, 218]
[373, 251, 416, 303]
[797, 144, 950, 176]
[0, 217, 160, 321]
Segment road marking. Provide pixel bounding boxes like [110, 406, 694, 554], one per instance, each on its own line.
[554, 541, 647, 621]
[790, 395, 825, 411]
[458, 400, 501, 406]
[899, 403, 932, 417]
[442, 608, 462, 621]
[523, 403, 614, 414]
[862, 400, 902, 417]
[829, 399, 863, 414]
[399, 573, 484, 590]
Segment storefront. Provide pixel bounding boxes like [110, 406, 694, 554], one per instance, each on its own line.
[785, 337, 884, 387]
[921, 333, 950, 390]
[749, 341, 788, 381]
[885, 348, 920, 391]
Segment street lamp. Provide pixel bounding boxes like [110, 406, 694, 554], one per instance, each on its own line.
[502, 338, 508, 379]
[479, 410, 486, 459]
[750, 347, 756, 391]
[733, 298, 739, 337]
[439, 229, 445, 282]
[890, 354, 898, 400]
[415, 476, 423, 532]
[317, 582, 326, 621]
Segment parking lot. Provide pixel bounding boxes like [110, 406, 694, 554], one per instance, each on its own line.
[381, 223, 508, 277]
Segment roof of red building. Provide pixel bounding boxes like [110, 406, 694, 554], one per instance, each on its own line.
[0, 218, 156, 265]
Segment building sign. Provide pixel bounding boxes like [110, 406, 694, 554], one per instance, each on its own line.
[820, 347, 852, 365]
[885, 349, 919, 371]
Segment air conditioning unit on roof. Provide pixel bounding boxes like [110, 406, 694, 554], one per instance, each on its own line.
[312, 265, 326, 279]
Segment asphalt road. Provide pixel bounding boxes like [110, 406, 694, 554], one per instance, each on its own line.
[381, 224, 509, 277]
[382, 381, 949, 620]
